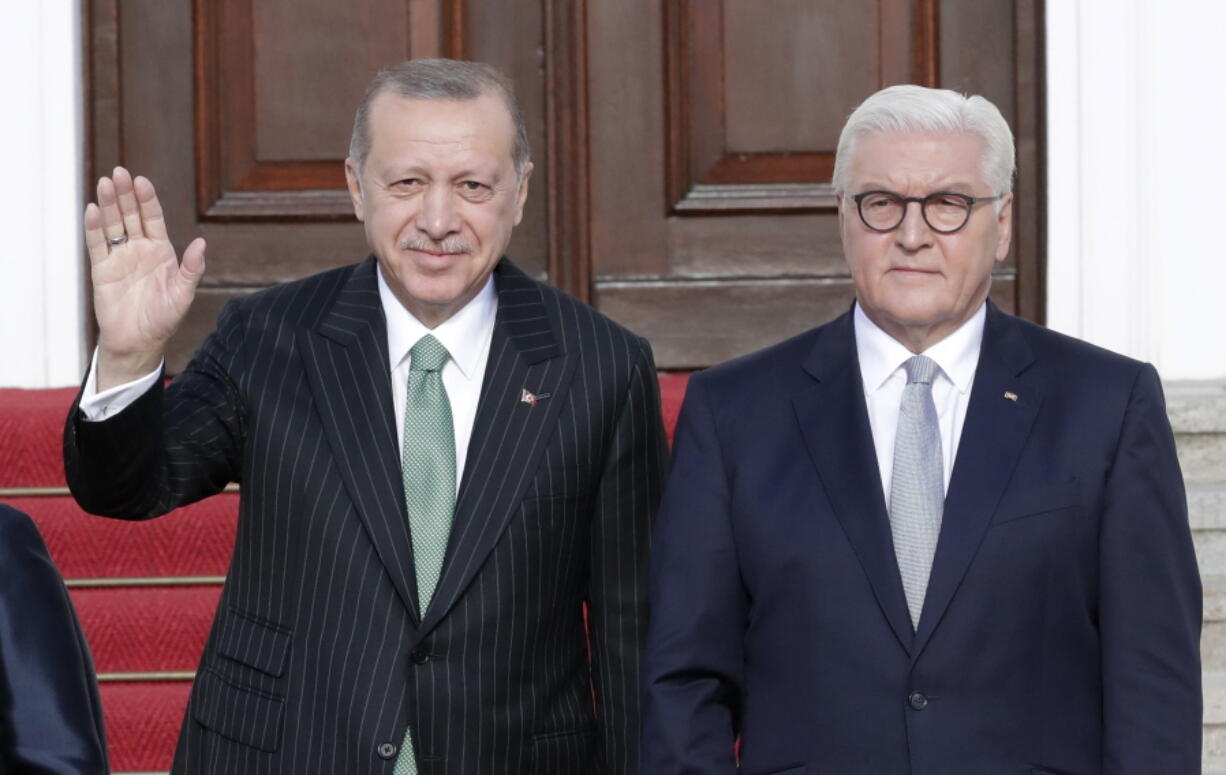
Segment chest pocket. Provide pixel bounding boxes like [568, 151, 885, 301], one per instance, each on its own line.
[523, 460, 595, 501]
[215, 606, 292, 677]
[991, 479, 1080, 525]
[192, 607, 292, 751]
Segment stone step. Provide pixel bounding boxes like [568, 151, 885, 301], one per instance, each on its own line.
[1208, 726, 1226, 772]
[1206, 671, 1226, 724]
[1192, 482, 1226, 530]
[1205, 575, 1226, 622]
[1177, 433, 1226, 484]
[1166, 382, 1226, 435]
[1206, 670, 1226, 773]
[1204, 621, 1226, 673]
[1193, 530, 1226, 577]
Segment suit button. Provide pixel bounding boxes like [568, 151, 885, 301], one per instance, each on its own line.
[410, 649, 430, 665]
[908, 690, 928, 710]
[377, 742, 398, 759]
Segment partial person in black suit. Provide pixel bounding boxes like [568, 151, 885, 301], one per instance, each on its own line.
[642, 85, 1202, 774]
[0, 503, 108, 773]
[65, 59, 666, 774]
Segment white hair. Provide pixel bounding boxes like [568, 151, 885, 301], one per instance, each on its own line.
[831, 84, 1015, 198]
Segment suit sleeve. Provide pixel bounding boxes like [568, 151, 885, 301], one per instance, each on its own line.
[1099, 363, 1202, 772]
[63, 299, 249, 520]
[641, 373, 745, 775]
[587, 339, 669, 775]
[0, 506, 109, 774]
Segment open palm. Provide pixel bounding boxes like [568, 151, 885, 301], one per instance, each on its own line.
[83, 167, 205, 388]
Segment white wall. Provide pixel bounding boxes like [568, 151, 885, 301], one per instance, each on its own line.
[0, 2, 85, 388]
[1047, 0, 1226, 381]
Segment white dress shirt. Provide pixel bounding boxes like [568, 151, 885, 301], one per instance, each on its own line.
[80, 266, 498, 492]
[854, 301, 985, 504]
[78, 349, 162, 421]
[379, 267, 496, 489]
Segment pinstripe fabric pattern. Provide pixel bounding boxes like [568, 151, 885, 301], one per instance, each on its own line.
[64, 257, 668, 774]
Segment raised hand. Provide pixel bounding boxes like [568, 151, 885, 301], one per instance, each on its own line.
[84, 167, 206, 391]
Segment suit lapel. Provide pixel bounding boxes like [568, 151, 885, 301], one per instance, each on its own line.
[911, 303, 1040, 659]
[793, 311, 915, 655]
[298, 257, 423, 624]
[418, 260, 578, 636]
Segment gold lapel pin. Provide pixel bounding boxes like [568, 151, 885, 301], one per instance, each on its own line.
[1003, 391, 1019, 402]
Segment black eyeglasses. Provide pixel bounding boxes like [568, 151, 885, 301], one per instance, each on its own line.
[851, 190, 1002, 234]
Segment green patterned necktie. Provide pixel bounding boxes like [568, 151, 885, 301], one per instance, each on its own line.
[395, 334, 455, 775]
[402, 333, 456, 613]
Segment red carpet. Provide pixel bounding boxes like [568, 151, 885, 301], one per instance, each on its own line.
[0, 388, 78, 487]
[100, 683, 193, 770]
[73, 586, 222, 673]
[0, 374, 690, 772]
[6, 495, 237, 578]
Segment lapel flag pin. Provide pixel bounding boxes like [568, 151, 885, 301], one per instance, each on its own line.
[520, 389, 551, 407]
[521, 389, 538, 407]
[1003, 391, 1019, 402]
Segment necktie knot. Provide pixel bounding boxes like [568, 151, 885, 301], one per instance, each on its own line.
[903, 354, 939, 385]
[410, 334, 450, 373]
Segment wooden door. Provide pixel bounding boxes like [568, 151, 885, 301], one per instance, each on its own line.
[84, 0, 1044, 372]
[583, 0, 1045, 368]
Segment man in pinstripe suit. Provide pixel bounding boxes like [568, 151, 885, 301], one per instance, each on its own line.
[66, 59, 667, 774]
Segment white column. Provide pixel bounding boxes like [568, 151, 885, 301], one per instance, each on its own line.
[1047, 0, 1226, 381]
[0, 2, 85, 388]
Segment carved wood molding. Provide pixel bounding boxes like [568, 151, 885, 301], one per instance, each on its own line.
[664, 0, 940, 215]
[192, 0, 463, 221]
[1012, 0, 1046, 323]
[544, 0, 591, 301]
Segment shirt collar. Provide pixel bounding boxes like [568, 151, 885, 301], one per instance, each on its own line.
[377, 265, 498, 381]
[854, 301, 985, 396]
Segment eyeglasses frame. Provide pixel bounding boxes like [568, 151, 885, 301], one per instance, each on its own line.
[850, 190, 1003, 234]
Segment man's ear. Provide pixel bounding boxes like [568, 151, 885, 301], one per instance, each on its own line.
[994, 192, 1014, 263]
[344, 158, 365, 222]
[513, 162, 534, 227]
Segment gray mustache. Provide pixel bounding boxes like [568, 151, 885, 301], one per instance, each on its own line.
[400, 238, 473, 254]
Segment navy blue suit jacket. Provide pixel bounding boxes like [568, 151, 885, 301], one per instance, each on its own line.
[0, 504, 108, 774]
[642, 303, 1201, 775]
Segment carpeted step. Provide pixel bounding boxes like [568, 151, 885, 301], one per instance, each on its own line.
[9, 494, 237, 579]
[0, 387, 79, 487]
[0, 378, 691, 490]
[658, 373, 689, 445]
[72, 585, 221, 674]
[101, 681, 191, 773]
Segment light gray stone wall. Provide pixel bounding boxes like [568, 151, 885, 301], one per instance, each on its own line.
[1167, 382, 1226, 772]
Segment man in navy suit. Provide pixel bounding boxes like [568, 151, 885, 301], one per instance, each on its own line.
[0, 504, 108, 773]
[641, 85, 1202, 775]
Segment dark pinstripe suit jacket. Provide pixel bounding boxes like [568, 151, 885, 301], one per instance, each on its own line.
[64, 257, 668, 774]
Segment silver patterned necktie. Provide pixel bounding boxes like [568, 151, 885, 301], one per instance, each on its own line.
[395, 334, 455, 775]
[889, 354, 944, 631]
